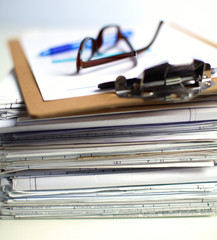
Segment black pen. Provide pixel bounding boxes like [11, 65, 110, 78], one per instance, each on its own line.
[98, 78, 140, 90]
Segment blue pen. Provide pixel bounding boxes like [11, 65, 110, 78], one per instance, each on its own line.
[39, 30, 133, 56]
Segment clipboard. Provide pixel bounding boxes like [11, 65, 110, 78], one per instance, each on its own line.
[8, 39, 217, 119]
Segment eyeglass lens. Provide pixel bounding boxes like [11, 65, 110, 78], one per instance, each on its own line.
[79, 38, 94, 62]
[98, 26, 119, 53]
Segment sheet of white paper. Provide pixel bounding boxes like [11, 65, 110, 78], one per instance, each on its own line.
[4, 182, 217, 198]
[2, 105, 217, 134]
[11, 166, 217, 191]
[20, 23, 217, 101]
[0, 69, 22, 102]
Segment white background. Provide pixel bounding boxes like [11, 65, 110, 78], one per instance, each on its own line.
[1, 0, 217, 239]
[0, 0, 217, 31]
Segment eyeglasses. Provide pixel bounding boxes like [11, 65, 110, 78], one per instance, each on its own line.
[76, 21, 164, 73]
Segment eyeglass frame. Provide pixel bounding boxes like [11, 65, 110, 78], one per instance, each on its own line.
[76, 21, 164, 73]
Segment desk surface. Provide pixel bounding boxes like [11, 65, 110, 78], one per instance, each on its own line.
[1, 217, 217, 240]
[1, 25, 217, 240]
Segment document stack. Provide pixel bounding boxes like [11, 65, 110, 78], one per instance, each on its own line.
[1, 22, 217, 219]
[1, 70, 217, 219]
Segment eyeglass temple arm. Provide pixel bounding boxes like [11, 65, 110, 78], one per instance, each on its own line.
[137, 20, 164, 54]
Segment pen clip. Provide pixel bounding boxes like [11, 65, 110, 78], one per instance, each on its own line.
[115, 59, 214, 103]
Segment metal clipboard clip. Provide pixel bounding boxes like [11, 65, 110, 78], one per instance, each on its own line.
[114, 59, 214, 103]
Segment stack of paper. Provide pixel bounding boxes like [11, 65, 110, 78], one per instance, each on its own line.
[1, 22, 217, 219]
[1, 71, 217, 219]
[1, 168, 217, 219]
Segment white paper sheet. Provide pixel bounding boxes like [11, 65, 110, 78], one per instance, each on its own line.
[2, 105, 217, 133]
[11, 166, 217, 191]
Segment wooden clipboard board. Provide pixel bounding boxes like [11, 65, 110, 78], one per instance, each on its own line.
[8, 39, 217, 119]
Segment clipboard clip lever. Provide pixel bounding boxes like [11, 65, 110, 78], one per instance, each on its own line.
[115, 59, 214, 102]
